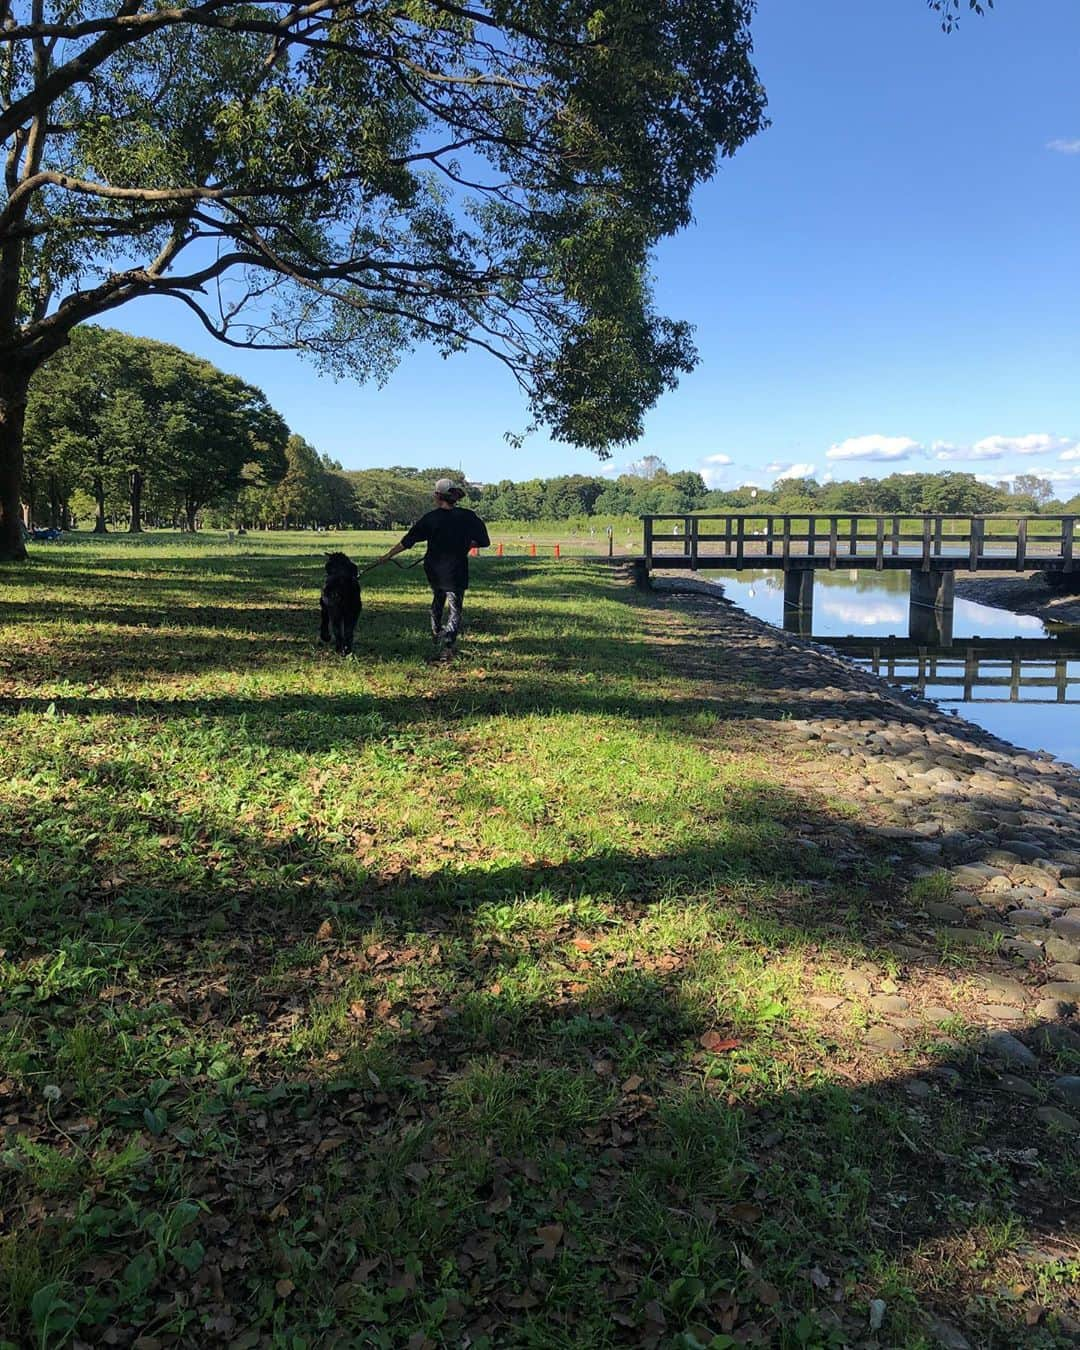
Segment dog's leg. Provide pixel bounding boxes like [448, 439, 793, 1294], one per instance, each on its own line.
[342, 622, 355, 656]
[319, 598, 331, 644]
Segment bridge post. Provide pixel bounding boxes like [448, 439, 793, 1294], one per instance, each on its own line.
[783, 566, 814, 624]
[909, 569, 955, 645]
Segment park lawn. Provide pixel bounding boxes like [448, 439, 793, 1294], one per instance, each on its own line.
[0, 534, 1075, 1348]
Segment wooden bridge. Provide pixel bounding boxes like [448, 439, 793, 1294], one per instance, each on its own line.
[642, 513, 1077, 630]
[825, 636, 1080, 705]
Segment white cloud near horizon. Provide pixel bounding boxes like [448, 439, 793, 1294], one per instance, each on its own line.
[934, 433, 1079, 462]
[1048, 138, 1080, 154]
[984, 464, 1080, 485]
[765, 460, 817, 481]
[697, 453, 736, 489]
[826, 434, 922, 462]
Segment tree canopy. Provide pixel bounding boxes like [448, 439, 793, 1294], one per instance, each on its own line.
[0, 0, 770, 558]
[23, 326, 288, 530]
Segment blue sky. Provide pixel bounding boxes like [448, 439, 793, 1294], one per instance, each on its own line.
[113, 0, 1080, 492]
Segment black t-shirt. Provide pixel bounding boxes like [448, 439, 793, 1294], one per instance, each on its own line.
[400, 507, 490, 592]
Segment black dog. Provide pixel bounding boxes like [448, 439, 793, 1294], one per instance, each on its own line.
[319, 552, 362, 655]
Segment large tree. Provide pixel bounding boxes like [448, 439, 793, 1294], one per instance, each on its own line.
[24, 325, 146, 532]
[0, 0, 772, 560]
[23, 326, 287, 531]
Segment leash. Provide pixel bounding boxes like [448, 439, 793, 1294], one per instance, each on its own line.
[357, 555, 425, 578]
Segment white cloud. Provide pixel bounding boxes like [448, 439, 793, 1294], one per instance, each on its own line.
[975, 433, 1071, 457]
[1048, 138, 1080, 154]
[826, 434, 922, 462]
[934, 433, 1080, 462]
[933, 441, 1004, 462]
[766, 460, 817, 481]
[697, 454, 737, 489]
[994, 464, 1080, 484]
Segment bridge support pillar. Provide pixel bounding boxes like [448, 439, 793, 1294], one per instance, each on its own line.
[909, 570, 954, 646]
[910, 569, 954, 611]
[783, 567, 814, 626]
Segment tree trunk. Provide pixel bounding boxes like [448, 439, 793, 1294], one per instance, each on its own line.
[129, 469, 144, 533]
[92, 476, 108, 533]
[48, 474, 61, 529]
[0, 365, 30, 561]
[186, 501, 198, 532]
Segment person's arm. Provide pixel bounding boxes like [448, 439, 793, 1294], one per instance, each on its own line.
[379, 540, 408, 563]
[470, 514, 491, 549]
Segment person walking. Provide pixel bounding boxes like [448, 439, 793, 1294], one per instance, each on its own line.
[379, 478, 490, 660]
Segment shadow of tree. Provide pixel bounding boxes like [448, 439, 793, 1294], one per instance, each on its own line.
[1, 558, 1079, 1346]
[2, 779, 1078, 1343]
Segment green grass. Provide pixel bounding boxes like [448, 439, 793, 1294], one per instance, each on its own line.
[0, 532, 1075, 1348]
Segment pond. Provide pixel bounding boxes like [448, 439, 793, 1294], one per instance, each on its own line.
[702, 568, 1080, 769]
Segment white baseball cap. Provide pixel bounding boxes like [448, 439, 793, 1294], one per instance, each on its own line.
[434, 477, 463, 497]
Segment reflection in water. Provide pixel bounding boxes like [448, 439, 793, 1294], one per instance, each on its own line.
[702, 568, 1080, 768]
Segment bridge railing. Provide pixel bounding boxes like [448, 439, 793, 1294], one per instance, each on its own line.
[642, 512, 1077, 572]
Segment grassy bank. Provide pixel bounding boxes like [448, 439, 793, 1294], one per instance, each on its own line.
[0, 535, 1075, 1347]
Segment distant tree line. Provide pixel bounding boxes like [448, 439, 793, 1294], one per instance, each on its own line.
[713, 471, 1080, 517]
[22, 330, 1077, 532]
[478, 459, 1079, 521]
[22, 328, 471, 532]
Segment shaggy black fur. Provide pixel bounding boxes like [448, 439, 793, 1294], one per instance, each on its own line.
[319, 552, 362, 655]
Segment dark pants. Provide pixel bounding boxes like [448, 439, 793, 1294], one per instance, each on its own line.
[431, 590, 464, 647]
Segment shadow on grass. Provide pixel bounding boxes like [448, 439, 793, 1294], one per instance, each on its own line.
[2, 781, 1078, 1344]
[1, 558, 1079, 1345]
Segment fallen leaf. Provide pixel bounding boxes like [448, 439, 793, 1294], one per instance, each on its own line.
[756, 1280, 780, 1307]
[275, 1278, 295, 1298]
[536, 1223, 564, 1248]
[808, 1265, 831, 1290]
[699, 1031, 740, 1054]
[572, 937, 594, 952]
[621, 1075, 644, 1094]
[316, 919, 333, 941]
[643, 1299, 666, 1327]
[502, 1289, 540, 1309]
[727, 1202, 762, 1226]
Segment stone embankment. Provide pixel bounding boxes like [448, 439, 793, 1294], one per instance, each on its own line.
[652, 573, 1080, 1130]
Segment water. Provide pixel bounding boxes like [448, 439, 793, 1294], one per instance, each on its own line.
[701, 568, 1080, 769]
